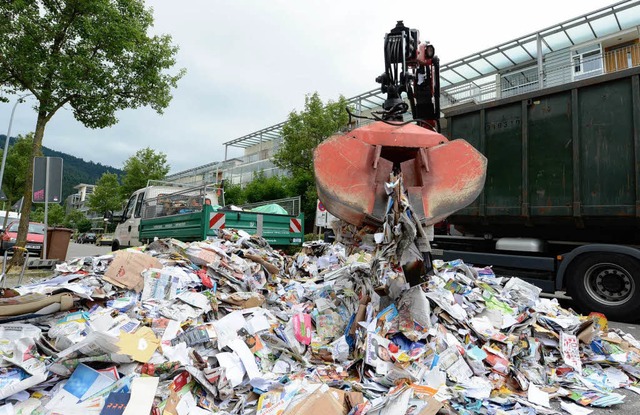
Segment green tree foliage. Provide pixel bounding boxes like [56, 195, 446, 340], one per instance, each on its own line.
[222, 184, 246, 206]
[284, 171, 317, 227]
[121, 148, 170, 198]
[77, 218, 93, 233]
[31, 204, 65, 226]
[243, 172, 291, 203]
[0, 0, 184, 262]
[273, 92, 349, 176]
[48, 204, 66, 226]
[30, 208, 43, 223]
[273, 92, 349, 228]
[0, 133, 40, 229]
[87, 172, 123, 216]
[63, 209, 87, 230]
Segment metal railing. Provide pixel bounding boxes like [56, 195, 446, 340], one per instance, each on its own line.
[441, 43, 640, 108]
[141, 184, 221, 219]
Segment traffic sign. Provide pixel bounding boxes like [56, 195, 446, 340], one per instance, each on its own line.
[209, 212, 226, 229]
[32, 157, 63, 203]
[289, 218, 302, 233]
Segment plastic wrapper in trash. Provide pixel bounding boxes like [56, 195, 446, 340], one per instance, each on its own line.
[220, 292, 265, 309]
[0, 324, 48, 400]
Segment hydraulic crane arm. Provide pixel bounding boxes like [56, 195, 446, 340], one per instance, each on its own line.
[375, 21, 441, 131]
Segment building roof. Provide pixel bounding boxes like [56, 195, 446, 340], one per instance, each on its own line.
[166, 158, 243, 180]
[439, 0, 640, 87]
[73, 183, 95, 190]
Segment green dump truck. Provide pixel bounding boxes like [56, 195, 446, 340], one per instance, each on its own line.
[113, 182, 304, 248]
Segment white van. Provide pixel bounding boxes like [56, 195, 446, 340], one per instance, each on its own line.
[112, 181, 219, 250]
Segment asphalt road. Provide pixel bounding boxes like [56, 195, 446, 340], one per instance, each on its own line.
[55, 243, 640, 412]
[65, 240, 113, 260]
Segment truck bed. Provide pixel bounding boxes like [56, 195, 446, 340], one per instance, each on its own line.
[139, 205, 304, 246]
[441, 66, 640, 241]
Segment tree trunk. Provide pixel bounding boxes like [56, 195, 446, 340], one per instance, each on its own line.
[7, 114, 47, 269]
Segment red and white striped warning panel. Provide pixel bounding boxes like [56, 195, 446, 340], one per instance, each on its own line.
[289, 218, 301, 233]
[209, 212, 226, 229]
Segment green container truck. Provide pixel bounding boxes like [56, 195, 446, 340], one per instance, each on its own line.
[138, 203, 304, 246]
[113, 182, 304, 249]
[434, 66, 640, 321]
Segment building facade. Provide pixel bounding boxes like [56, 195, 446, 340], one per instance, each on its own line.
[65, 183, 104, 227]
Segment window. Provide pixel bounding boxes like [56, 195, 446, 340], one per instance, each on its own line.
[123, 195, 136, 220]
[134, 192, 145, 218]
[572, 45, 602, 78]
[28, 224, 45, 234]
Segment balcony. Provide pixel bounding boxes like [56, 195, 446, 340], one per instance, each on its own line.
[441, 43, 640, 108]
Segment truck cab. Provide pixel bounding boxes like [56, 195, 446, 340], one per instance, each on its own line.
[112, 181, 219, 250]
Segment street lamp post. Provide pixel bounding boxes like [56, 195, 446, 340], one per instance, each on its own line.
[0, 94, 31, 203]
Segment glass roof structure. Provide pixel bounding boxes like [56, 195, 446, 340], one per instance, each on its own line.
[221, 0, 640, 152]
[221, 122, 287, 150]
[221, 90, 386, 150]
[439, 0, 640, 87]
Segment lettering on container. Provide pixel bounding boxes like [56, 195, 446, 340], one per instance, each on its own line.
[486, 117, 521, 131]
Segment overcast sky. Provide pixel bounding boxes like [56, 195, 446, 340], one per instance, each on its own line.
[0, 0, 623, 175]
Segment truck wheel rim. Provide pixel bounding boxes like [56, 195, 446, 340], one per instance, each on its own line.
[584, 262, 634, 306]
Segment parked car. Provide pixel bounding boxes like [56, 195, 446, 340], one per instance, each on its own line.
[96, 233, 114, 246]
[77, 232, 97, 244]
[0, 221, 46, 257]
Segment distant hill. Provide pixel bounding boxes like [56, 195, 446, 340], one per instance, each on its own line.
[0, 135, 124, 202]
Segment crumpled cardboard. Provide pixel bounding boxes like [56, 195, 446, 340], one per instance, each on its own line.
[331, 389, 365, 414]
[284, 385, 344, 415]
[103, 251, 162, 292]
[0, 292, 73, 317]
[577, 319, 597, 344]
[414, 395, 444, 415]
[244, 253, 280, 275]
[116, 327, 160, 363]
[221, 292, 265, 309]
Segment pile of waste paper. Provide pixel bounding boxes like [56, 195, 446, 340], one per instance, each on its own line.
[0, 227, 638, 415]
[1, 175, 639, 415]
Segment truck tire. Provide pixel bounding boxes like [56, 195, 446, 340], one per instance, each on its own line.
[567, 253, 640, 323]
[111, 240, 120, 252]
